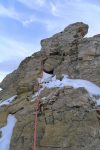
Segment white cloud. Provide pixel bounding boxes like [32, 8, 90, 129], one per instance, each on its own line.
[0, 36, 40, 61]
[22, 15, 40, 26]
[16, 0, 46, 9]
[0, 3, 51, 27]
[0, 58, 21, 72]
[46, 0, 100, 36]
[0, 1, 67, 30]
[36, 0, 46, 6]
[50, 2, 58, 17]
[49, 0, 100, 20]
[0, 36, 40, 81]
[0, 4, 38, 26]
[0, 0, 100, 36]
[0, 4, 22, 22]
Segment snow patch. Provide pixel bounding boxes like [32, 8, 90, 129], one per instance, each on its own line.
[0, 95, 17, 107]
[39, 72, 54, 83]
[0, 114, 17, 150]
[39, 72, 100, 105]
[0, 88, 3, 91]
[42, 74, 100, 96]
[32, 72, 100, 105]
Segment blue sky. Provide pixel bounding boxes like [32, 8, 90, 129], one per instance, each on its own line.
[0, 0, 100, 82]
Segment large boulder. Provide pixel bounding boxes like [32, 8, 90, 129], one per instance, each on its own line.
[41, 22, 88, 55]
[41, 22, 88, 73]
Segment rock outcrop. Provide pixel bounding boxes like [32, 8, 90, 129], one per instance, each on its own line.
[0, 22, 89, 98]
[0, 22, 100, 150]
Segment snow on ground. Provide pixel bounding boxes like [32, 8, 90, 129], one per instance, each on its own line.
[43, 74, 100, 96]
[0, 88, 3, 91]
[32, 72, 100, 105]
[37, 72, 100, 105]
[0, 95, 17, 107]
[0, 114, 17, 150]
[31, 73, 54, 101]
[38, 72, 54, 83]
[32, 87, 44, 101]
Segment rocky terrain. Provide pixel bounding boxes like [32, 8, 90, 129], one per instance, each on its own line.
[0, 22, 100, 150]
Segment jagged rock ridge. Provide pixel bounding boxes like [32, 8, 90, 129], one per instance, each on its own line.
[0, 22, 100, 150]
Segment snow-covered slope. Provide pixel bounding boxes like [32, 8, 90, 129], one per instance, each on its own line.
[0, 96, 17, 107]
[0, 115, 17, 150]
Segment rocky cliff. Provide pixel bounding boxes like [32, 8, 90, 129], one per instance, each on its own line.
[0, 22, 100, 150]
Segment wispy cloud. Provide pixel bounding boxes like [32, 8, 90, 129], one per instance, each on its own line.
[0, 4, 22, 22]
[0, 0, 100, 34]
[36, 0, 46, 6]
[19, 0, 100, 33]
[0, 36, 40, 61]
[50, 0, 100, 18]
[0, 4, 37, 26]
[0, 35, 40, 79]
[50, 2, 58, 17]
[0, 58, 21, 72]
[46, 0, 100, 36]
[16, 0, 46, 10]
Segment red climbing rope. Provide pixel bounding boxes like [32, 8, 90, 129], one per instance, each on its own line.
[33, 95, 39, 150]
[33, 54, 44, 150]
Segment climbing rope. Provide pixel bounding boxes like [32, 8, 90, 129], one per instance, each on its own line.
[33, 53, 45, 150]
[33, 95, 39, 150]
[33, 53, 54, 150]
